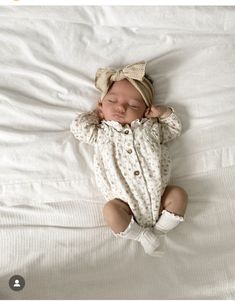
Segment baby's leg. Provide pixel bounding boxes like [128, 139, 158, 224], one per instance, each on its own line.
[103, 199, 161, 256]
[155, 185, 188, 233]
[103, 199, 133, 234]
[160, 185, 188, 217]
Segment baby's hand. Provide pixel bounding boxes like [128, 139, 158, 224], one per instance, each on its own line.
[145, 105, 172, 119]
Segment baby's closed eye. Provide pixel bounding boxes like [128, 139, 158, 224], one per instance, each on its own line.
[130, 105, 139, 109]
[129, 102, 140, 108]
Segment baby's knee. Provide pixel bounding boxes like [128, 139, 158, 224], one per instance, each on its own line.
[163, 185, 188, 212]
[174, 186, 188, 209]
[103, 199, 122, 220]
[103, 199, 118, 215]
[103, 199, 132, 223]
[175, 186, 188, 203]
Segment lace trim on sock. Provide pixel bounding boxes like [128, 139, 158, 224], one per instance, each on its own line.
[162, 209, 184, 222]
[112, 216, 136, 237]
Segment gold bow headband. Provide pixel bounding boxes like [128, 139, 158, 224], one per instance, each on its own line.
[95, 61, 154, 107]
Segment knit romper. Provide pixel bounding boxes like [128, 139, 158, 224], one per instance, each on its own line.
[70, 109, 182, 227]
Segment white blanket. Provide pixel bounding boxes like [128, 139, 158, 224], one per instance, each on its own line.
[0, 6, 235, 299]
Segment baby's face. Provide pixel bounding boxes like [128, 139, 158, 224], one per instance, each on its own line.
[99, 79, 147, 125]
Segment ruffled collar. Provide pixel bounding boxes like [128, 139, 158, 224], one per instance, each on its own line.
[101, 118, 148, 132]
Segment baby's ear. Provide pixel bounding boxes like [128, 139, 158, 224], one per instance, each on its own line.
[97, 100, 102, 107]
[96, 101, 104, 119]
[144, 107, 150, 117]
[96, 100, 102, 109]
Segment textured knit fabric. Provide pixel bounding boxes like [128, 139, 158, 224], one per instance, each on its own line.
[113, 217, 161, 256]
[155, 209, 184, 233]
[70, 109, 182, 227]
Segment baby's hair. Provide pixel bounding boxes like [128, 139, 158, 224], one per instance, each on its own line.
[145, 73, 154, 84]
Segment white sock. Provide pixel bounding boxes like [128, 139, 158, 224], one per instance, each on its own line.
[113, 217, 161, 256]
[155, 210, 184, 233]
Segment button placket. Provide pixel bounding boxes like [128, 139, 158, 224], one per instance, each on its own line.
[123, 129, 152, 218]
[125, 141, 140, 177]
[124, 129, 134, 156]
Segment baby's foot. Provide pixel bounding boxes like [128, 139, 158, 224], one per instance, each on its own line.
[152, 228, 166, 256]
[137, 228, 163, 256]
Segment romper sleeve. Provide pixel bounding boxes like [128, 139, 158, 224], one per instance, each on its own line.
[158, 107, 182, 144]
[70, 110, 100, 145]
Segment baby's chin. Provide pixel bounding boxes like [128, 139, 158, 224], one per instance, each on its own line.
[102, 112, 145, 125]
[104, 118, 126, 125]
[104, 116, 142, 125]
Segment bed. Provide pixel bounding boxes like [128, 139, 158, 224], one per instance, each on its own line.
[0, 6, 235, 299]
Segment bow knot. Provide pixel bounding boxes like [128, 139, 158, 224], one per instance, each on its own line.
[110, 69, 126, 81]
[110, 62, 146, 82]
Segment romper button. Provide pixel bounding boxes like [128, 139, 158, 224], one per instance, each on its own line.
[134, 170, 140, 176]
[127, 149, 132, 154]
[124, 130, 129, 134]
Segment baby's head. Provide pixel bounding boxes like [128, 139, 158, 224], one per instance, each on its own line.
[95, 61, 154, 125]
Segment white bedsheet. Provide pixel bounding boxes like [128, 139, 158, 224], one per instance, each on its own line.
[0, 6, 235, 299]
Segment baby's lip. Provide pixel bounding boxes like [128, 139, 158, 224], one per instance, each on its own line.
[113, 113, 125, 118]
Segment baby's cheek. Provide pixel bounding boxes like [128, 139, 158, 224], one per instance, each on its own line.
[137, 109, 145, 118]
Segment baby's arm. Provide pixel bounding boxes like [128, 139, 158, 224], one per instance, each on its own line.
[145, 105, 182, 144]
[70, 110, 100, 145]
[158, 108, 182, 144]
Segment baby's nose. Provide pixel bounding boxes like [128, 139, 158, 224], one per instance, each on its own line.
[116, 104, 126, 113]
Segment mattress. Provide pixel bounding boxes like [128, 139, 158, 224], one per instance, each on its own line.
[0, 6, 235, 299]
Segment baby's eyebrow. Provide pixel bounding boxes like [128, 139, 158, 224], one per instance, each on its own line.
[131, 98, 141, 102]
[129, 98, 142, 103]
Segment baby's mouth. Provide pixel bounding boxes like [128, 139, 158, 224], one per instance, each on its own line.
[113, 113, 125, 118]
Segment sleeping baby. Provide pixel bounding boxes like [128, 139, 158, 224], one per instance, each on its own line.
[70, 61, 188, 256]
